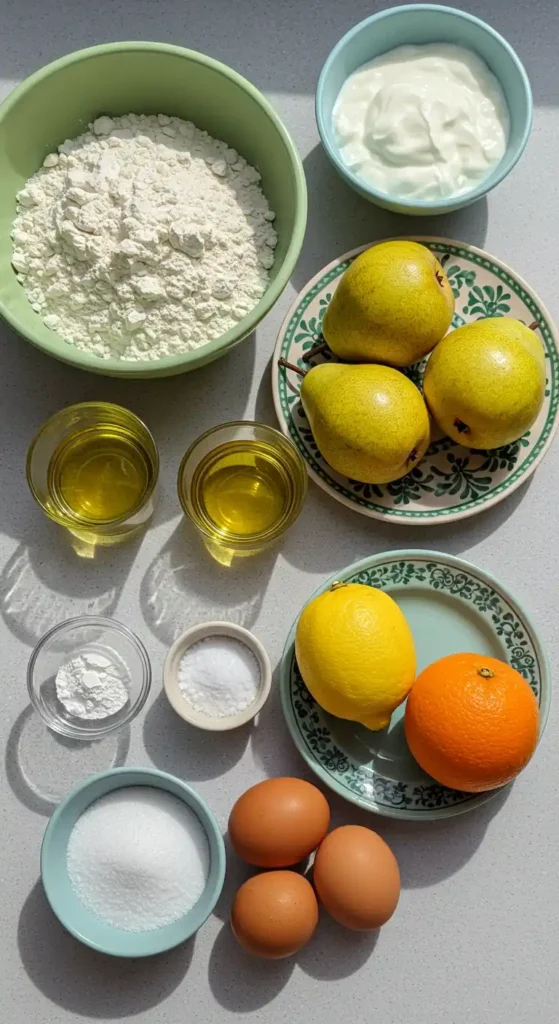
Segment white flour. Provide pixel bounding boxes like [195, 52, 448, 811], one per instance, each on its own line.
[12, 113, 277, 361]
[55, 650, 129, 719]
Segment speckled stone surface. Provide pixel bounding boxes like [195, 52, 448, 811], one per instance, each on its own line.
[1, 1, 558, 1021]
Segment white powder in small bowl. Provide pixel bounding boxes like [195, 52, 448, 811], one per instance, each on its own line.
[67, 787, 209, 932]
[178, 635, 261, 718]
[55, 649, 129, 720]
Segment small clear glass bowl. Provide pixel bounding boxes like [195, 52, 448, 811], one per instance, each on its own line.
[28, 616, 152, 740]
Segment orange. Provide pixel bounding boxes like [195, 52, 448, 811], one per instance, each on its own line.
[404, 653, 539, 792]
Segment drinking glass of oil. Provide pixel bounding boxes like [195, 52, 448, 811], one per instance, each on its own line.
[177, 422, 307, 562]
[27, 402, 159, 545]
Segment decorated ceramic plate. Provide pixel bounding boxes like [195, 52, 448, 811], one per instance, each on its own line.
[272, 238, 559, 523]
[280, 550, 550, 821]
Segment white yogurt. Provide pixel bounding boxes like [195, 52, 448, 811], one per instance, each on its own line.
[333, 43, 510, 201]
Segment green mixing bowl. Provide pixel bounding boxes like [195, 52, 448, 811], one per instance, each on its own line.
[0, 42, 307, 377]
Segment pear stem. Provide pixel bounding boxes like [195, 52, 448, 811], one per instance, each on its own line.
[277, 357, 306, 377]
[303, 341, 329, 362]
[528, 321, 539, 331]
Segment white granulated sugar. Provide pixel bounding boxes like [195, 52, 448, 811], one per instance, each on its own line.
[67, 787, 210, 932]
[178, 635, 261, 718]
[55, 649, 129, 720]
[12, 113, 277, 361]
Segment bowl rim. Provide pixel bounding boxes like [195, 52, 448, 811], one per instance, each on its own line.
[40, 766, 226, 956]
[0, 41, 307, 375]
[316, 3, 533, 211]
[27, 614, 152, 739]
[163, 620, 272, 731]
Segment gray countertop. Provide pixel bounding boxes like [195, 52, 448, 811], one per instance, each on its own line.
[1, 1, 558, 1022]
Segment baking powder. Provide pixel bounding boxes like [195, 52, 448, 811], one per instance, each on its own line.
[55, 650, 129, 720]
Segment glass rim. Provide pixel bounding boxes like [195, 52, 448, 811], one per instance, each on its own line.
[26, 401, 160, 528]
[177, 419, 308, 546]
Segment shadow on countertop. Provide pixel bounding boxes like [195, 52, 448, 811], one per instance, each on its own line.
[18, 882, 192, 1017]
[208, 912, 378, 1012]
[0, 523, 126, 648]
[320, 781, 512, 890]
[139, 518, 277, 647]
[208, 873, 379, 1012]
[1, 0, 558, 109]
[292, 145, 489, 296]
[250, 666, 320, 781]
[275, 472, 533, 576]
[143, 690, 251, 782]
[5, 705, 130, 815]
[297, 910, 379, 981]
[378, 786, 513, 889]
[208, 922, 295, 1011]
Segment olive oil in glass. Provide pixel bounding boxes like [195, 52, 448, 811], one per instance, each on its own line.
[178, 422, 307, 561]
[27, 403, 158, 545]
[49, 425, 153, 525]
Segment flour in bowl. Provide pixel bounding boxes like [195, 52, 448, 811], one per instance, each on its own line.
[11, 114, 277, 361]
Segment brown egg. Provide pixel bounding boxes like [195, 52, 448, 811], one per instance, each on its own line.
[228, 777, 330, 867]
[231, 870, 319, 958]
[313, 825, 400, 930]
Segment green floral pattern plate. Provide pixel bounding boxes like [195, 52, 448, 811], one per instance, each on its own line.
[280, 550, 551, 820]
[272, 238, 559, 523]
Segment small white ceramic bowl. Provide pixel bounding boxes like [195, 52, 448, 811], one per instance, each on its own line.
[163, 621, 272, 731]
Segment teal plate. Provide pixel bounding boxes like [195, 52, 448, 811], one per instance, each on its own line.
[280, 550, 551, 820]
[272, 238, 559, 524]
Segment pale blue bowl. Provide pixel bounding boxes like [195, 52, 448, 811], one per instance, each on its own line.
[316, 4, 532, 215]
[41, 767, 226, 957]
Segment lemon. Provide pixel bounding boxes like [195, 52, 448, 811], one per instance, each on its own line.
[295, 582, 416, 731]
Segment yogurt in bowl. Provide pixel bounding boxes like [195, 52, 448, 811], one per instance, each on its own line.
[316, 5, 532, 215]
[333, 43, 510, 202]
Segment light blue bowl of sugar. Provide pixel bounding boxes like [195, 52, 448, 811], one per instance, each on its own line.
[41, 767, 226, 957]
[316, 4, 532, 215]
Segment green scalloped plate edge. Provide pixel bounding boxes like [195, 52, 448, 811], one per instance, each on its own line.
[271, 237, 559, 524]
[279, 549, 551, 821]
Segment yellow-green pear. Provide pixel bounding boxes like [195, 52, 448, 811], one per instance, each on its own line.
[423, 318, 546, 449]
[322, 240, 454, 367]
[300, 363, 430, 484]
